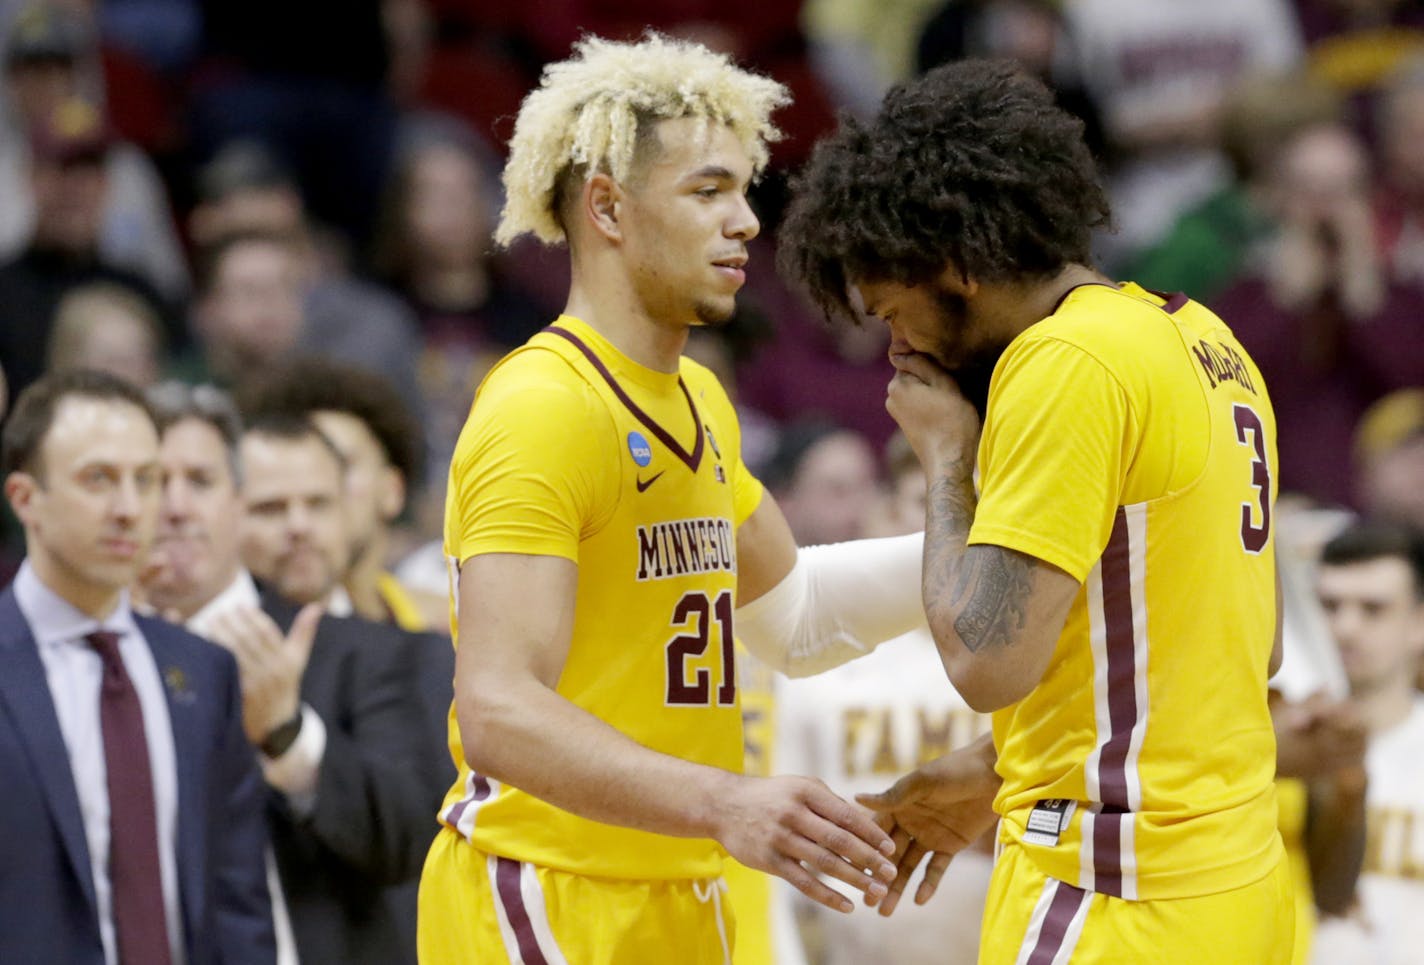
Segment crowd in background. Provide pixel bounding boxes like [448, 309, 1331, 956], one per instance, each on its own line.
[0, 0, 1421, 963]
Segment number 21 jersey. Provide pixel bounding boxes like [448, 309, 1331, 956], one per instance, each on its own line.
[971, 283, 1282, 901]
[437, 315, 763, 880]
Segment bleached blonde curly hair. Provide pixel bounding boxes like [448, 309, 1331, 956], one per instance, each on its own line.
[495, 33, 791, 247]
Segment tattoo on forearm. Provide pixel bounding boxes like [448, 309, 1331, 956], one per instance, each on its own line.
[923, 463, 1037, 654]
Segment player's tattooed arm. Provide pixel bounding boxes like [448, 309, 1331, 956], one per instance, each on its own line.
[918, 456, 1076, 711]
[922, 462, 1037, 654]
[949, 546, 1037, 653]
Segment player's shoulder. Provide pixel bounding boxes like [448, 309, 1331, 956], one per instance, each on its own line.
[1024, 281, 1210, 368]
[1045, 281, 1170, 333]
[473, 341, 603, 416]
[452, 343, 612, 467]
[481, 340, 584, 393]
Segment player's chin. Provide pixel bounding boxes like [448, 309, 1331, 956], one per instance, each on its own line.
[693, 297, 738, 328]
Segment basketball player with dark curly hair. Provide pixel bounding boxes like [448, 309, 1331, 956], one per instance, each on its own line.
[781, 60, 1291, 964]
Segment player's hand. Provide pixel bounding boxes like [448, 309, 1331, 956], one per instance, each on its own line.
[207, 603, 323, 747]
[885, 350, 980, 473]
[713, 774, 897, 914]
[856, 735, 1000, 916]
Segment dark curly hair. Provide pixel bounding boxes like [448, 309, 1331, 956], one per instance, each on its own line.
[238, 356, 425, 489]
[778, 59, 1111, 320]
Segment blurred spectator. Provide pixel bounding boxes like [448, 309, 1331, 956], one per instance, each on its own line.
[762, 420, 882, 546]
[47, 281, 166, 386]
[239, 357, 448, 633]
[1270, 688, 1369, 964]
[189, 143, 425, 412]
[1128, 70, 1343, 303]
[237, 415, 352, 609]
[166, 406, 444, 964]
[802, 0, 943, 117]
[774, 434, 991, 965]
[863, 431, 927, 538]
[140, 383, 248, 624]
[1059, 0, 1303, 266]
[0, 95, 174, 402]
[371, 132, 548, 485]
[0, 2, 188, 299]
[1213, 118, 1423, 507]
[1310, 521, 1424, 965]
[1270, 498, 1357, 965]
[0, 370, 275, 965]
[188, 142, 307, 250]
[1297, 0, 1424, 104]
[1355, 389, 1424, 532]
[1372, 60, 1424, 290]
[738, 252, 898, 451]
[916, 0, 1106, 158]
[189, 230, 305, 388]
[187, 0, 424, 247]
[373, 134, 547, 345]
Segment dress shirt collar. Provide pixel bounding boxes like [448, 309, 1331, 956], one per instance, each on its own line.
[185, 568, 261, 639]
[13, 560, 140, 651]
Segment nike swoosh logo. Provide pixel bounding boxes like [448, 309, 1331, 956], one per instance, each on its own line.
[635, 470, 665, 493]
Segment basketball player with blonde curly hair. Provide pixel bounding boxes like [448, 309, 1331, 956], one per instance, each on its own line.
[416, 35, 932, 964]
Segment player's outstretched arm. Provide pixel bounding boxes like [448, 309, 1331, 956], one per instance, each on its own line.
[453, 551, 897, 912]
[855, 733, 1000, 917]
[734, 492, 927, 676]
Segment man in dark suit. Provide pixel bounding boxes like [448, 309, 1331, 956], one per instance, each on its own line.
[140, 387, 445, 965]
[0, 369, 274, 965]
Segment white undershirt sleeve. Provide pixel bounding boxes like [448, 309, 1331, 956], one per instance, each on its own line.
[735, 532, 925, 677]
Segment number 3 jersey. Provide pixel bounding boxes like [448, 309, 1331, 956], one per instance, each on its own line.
[438, 315, 764, 880]
[972, 283, 1282, 900]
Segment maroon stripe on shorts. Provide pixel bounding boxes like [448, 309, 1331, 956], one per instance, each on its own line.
[495, 856, 550, 965]
[1025, 880, 1088, 965]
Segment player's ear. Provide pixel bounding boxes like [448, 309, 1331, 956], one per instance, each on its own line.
[936, 263, 979, 299]
[585, 173, 623, 243]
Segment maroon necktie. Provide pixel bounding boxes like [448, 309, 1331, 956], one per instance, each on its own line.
[86, 631, 173, 965]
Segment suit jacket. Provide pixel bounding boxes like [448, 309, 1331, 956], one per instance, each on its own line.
[383, 627, 457, 963]
[260, 593, 448, 965]
[0, 585, 275, 965]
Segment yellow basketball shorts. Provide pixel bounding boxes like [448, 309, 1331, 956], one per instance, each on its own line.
[417, 827, 736, 965]
[978, 841, 1294, 965]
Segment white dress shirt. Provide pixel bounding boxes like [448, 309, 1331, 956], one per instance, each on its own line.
[13, 561, 186, 965]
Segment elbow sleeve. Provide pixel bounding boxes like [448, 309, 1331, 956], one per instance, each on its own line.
[735, 531, 925, 677]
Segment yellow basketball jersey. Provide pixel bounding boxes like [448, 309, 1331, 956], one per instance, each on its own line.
[971, 283, 1281, 900]
[438, 315, 764, 880]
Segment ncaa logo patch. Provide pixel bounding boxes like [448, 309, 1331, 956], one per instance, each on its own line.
[627, 431, 653, 467]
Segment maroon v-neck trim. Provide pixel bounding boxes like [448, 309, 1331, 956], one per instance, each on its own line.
[544, 325, 706, 472]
